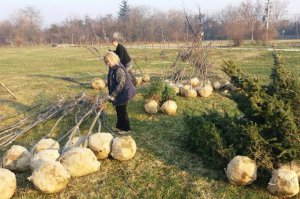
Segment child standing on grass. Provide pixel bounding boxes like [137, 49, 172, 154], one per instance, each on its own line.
[103, 51, 136, 135]
[111, 38, 137, 85]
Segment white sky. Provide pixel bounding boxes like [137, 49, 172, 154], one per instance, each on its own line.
[0, 0, 299, 27]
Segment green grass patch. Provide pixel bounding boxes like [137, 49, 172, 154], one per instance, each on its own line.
[1, 45, 299, 198]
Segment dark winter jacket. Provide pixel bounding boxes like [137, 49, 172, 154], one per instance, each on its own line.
[107, 64, 136, 106]
[114, 43, 131, 67]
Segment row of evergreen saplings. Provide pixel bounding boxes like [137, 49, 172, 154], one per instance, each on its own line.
[0, 133, 137, 198]
[183, 53, 300, 198]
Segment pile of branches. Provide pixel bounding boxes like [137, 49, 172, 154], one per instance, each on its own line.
[0, 93, 109, 151]
[163, 9, 213, 84]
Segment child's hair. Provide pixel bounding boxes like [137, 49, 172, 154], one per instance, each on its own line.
[103, 51, 120, 66]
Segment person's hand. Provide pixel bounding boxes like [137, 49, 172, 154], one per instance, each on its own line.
[106, 95, 115, 102]
[97, 101, 107, 111]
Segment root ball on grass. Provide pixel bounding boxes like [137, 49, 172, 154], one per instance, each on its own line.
[60, 147, 100, 177]
[267, 169, 299, 197]
[213, 81, 221, 90]
[198, 84, 213, 98]
[91, 78, 106, 90]
[184, 89, 198, 98]
[2, 145, 31, 172]
[30, 149, 60, 171]
[33, 138, 59, 154]
[111, 136, 136, 161]
[142, 74, 151, 82]
[88, 133, 113, 160]
[226, 156, 257, 185]
[28, 161, 70, 194]
[161, 100, 177, 115]
[144, 100, 159, 115]
[135, 77, 143, 86]
[0, 168, 16, 199]
[190, 77, 200, 87]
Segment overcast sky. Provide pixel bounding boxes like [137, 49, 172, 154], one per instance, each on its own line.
[0, 0, 299, 27]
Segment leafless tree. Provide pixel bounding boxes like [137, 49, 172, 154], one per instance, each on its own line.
[0, 21, 14, 45]
[0, 2, 297, 46]
[10, 6, 42, 46]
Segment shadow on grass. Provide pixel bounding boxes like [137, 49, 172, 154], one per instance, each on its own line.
[0, 99, 31, 111]
[28, 74, 91, 88]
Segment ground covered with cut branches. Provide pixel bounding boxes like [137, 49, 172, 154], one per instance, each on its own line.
[0, 44, 299, 198]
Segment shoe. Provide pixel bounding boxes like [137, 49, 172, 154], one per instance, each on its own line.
[117, 130, 131, 135]
[112, 127, 121, 132]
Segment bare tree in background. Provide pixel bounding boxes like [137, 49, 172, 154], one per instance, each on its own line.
[0, 1, 297, 46]
[44, 24, 64, 44]
[11, 6, 42, 46]
[95, 14, 117, 43]
[239, 0, 263, 40]
[166, 10, 185, 42]
[0, 21, 14, 45]
[270, 0, 289, 26]
[269, 0, 289, 39]
[127, 6, 149, 42]
[222, 5, 248, 46]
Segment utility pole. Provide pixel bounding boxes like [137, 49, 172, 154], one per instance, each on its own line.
[296, 20, 299, 39]
[264, 0, 271, 40]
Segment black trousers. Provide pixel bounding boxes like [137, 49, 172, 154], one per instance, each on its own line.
[115, 104, 131, 131]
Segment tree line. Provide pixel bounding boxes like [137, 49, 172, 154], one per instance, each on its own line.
[0, 0, 299, 47]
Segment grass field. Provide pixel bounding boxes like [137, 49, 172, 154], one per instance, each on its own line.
[0, 44, 299, 199]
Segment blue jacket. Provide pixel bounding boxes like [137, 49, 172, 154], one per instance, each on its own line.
[107, 64, 136, 105]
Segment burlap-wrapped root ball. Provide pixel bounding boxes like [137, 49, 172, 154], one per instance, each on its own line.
[213, 81, 221, 90]
[184, 89, 198, 98]
[30, 149, 60, 171]
[198, 84, 213, 98]
[183, 84, 192, 90]
[91, 78, 106, 90]
[33, 138, 60, 154]
[171, 85, 180, 95]
[190, 77, 200, 87]
[144, 100, 159, 115]
[60, 147, 100, 177]
[291, 160, 300, 181]
[28, 161, 70, 194]
[142, 74, 151, 82]
[161, 100, 177, 115]
[135, 76, 143, 86]
[0, 168, 16, 199]
[88, 133, 113, 160]
[267, 169, 299, 197]
[226, 156, 257, 185]
[111, 136, 137, 161]
[275, 160, 300, 182]
[2, 145, 31, 172]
